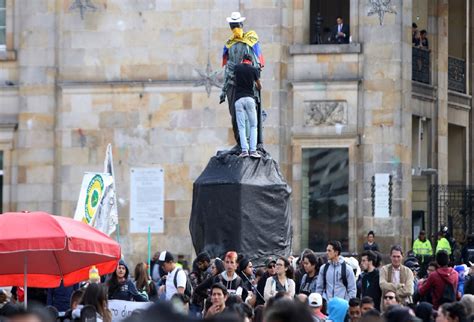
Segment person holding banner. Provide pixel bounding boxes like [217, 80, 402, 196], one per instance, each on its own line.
[107, 260, 148, 302]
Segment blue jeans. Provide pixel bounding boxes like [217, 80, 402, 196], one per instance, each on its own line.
[235, 97, 257, 152]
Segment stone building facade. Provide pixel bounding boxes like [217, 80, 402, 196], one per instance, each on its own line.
[0, 0, 472, 265]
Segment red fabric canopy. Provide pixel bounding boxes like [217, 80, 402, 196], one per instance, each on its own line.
[0, 211, 121, 287]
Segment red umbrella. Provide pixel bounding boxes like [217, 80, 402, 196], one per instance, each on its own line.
[0, 211, 121, 290]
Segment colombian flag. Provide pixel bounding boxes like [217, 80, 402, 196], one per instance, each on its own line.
[222, 30, 265, 67]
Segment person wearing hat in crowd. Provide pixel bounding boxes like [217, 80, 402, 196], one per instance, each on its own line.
[255, 256, 277, 305]
[220, 11, 265, 152]
[107, 259, 148, 302]
[327, 297, 350, 322]
[413, 231, 433, 278]
[436, 231, 452, 256]
[237, 257, 255, 299]
[308, 292, 327, 322]
[158, 251, 188, 301]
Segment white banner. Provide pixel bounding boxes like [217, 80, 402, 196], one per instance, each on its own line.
[108, 300, 151, 322]
[129, 168, 164, 233]
[74, 172, 114, 230]
[101, 143, 119, 235]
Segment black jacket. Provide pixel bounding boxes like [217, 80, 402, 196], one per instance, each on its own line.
[332, 24, 350, 44]
[361, 269, 381, 310]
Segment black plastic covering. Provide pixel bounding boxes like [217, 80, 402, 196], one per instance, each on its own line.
[189, 151, 292, 266]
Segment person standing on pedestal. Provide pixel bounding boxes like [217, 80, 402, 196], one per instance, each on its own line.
[234, 53, 262, 158]
[220, 12, 265, 151]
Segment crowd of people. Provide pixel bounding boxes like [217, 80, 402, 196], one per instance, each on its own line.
[0, 232, 473, 322]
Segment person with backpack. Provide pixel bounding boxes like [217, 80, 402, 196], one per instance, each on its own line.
[316, 241, 357, 301]
[158, 251, 192, 301]
[418, 250, 459, 309]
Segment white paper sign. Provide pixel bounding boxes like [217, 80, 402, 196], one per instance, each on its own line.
[108, 300, 151, 322]
[130, 168, 164, 233]
[374, 173, 390, 218]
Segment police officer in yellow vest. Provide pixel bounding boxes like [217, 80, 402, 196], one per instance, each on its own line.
[412, 230, 433, 277]
[436, 231, 452, 255]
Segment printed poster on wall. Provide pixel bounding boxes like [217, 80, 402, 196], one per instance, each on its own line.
[129, 168, 164, 233]
[374, 173, 390, 218]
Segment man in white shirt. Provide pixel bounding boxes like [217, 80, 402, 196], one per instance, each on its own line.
[158, 251, 187, 300]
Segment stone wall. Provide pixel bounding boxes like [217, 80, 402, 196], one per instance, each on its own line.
[0, 0, 290, 265]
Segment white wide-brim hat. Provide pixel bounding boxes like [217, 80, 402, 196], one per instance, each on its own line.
[226, 11, 246, 23]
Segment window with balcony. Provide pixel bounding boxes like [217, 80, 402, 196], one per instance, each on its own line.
[448, 0, 467, 93]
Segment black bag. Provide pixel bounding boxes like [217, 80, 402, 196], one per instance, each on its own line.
[323, 261, 348, 291]
[438, 272, 456, 303]
[173, 268, 193, 302]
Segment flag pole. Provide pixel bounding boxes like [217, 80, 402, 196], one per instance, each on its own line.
[116, 223, 120, 244]
[147, 226, 151, 277]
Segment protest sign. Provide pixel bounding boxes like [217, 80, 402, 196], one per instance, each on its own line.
[108, 300, 151, 322]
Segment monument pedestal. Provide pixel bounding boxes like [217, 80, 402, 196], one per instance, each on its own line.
[189, 151, 292, 265]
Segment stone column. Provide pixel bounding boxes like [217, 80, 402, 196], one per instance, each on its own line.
[470, 1, 474, 183]
[358, 0, 413, 251]
[435, 0, 449, 185]
[14, 1, 57, 212]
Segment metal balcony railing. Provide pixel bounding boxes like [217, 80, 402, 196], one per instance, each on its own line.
[412, 47, 431, 84]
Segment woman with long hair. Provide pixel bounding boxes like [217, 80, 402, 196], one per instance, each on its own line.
[134, 262, 158, 301]
[107, 260, 147, 302]
[264, 257, 295, 301]
[73, 283, 112, 322]
[299, 252, 323, 295]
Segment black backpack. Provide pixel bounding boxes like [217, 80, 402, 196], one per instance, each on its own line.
[173, 268, 193, 301]
[437, 271, 456, 303]
[323, 261, 348, 291]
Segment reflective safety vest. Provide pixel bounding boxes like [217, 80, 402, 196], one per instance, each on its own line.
[436, 237, 452, 255]
[413, 239, 433, 256]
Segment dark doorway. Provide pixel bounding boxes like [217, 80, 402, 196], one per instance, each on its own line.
[412, 210, 425, 241]
[310, 0, 350, 44]
[303, 148, 349, 251]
